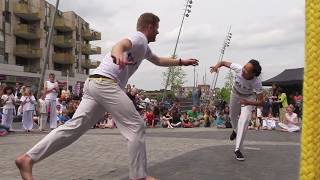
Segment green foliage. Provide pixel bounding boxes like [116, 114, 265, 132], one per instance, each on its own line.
[215, 70, 234, 103]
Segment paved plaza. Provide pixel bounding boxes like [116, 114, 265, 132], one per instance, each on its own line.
[0, 127, 300, 180]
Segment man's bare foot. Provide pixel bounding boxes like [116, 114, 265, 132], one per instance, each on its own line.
[15, 154, 33, 180]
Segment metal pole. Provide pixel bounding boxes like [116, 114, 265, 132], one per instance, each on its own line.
[211, 26, 232, 90]
[161, 0, 191, 102]
[37, 0, 60, 99]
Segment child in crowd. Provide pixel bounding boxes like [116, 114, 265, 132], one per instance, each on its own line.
[223, 106, 232, 128]
[248, 109, 260, 130]
[144, 108, 155, 128]
[262, 112, 277, 130]
[1, 86, 16, 130]
[20, 87, 36, 132]
[215, 110, 226, 128]
[37, 91, 48, 131]
[104, 112, 115, 129]
[181, 112, 193, 128]
[203, 109, 211, 127]
[278, 104, 300, 132]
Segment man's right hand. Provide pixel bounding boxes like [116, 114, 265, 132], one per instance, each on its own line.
[210, 63, 220, 73]
[111, 54, 135, 69]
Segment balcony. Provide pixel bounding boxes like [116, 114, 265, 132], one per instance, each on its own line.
[53, 53, 75, 65]
[82, 29, 101, 41]
[81, 59, 101, 69]
[14, 24, 42, 40]
[13, 2, 42, 21]
[14, 45, 42, 59]
[81, 44, 101, 55]
[53, 35, 74, 48]
[54, 16, 75, 32]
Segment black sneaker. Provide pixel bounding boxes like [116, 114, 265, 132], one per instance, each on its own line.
[230, 130, 237, 141]
[234, 150, 245, 161]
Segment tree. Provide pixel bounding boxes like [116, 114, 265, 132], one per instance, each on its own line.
[216, 70, 234, 103]
[162, 56, 186, 91]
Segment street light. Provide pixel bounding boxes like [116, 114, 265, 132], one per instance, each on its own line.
[211, 26, 232, 91]
[162, 0, 194, 102]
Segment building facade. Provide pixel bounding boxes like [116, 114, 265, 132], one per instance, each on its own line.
[0, 0, 101, 92]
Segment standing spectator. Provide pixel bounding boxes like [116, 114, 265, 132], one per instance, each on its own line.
[44, 73, 59, 129]
[270, 83, 279, 117]
[293, 91, 303, 119]
[126, 84, 132, 94]
[1, 86, 16, 130]
[262, 96, 271, 117]
[37, 91, 48, 131]
[20, 87, 36, 132]
[276, 88, 288, 123]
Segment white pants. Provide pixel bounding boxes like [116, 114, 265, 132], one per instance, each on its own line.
[39, 113, 48, 130]
[22, 110, 34, 130]
[26, 78, 147, 179]
[1, 108, 14, 129]
[262, 119, 276, 129]
[45, 99, 57, 129]
[278, 122, 300, 132]
[229, 93, 255, 151]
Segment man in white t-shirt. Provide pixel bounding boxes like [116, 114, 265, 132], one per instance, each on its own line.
[16, 13, 198, 180]
[44, 73, 59, 129]
[210, 59, 263, 161]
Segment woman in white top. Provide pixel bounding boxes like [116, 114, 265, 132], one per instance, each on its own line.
[278, 104, 300, 132]
[20, 87, 36, 132]
[1, 86, 16, 130]
[211, 59, 263, 161]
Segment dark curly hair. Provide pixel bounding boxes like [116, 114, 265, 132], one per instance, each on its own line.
[2, 86, 14, 95]
[248, 59, 262, 77]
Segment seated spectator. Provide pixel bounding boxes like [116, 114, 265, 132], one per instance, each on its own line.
[223, 106, 232, 128]
[57, 110, 70, 125]
[203, 109, 211, 127]
[181, 112, 193, 128]
[161, 111, 174, 129]
[278, 104, 300, 132]
[262, 112, 277, 130]
[144, 108, 155, 128]
[215, 111, 226, 128]
[187, 106, 203, 127]
[0, 124, 9, 136]
[248, 110, 260, 130]
[104, 112, 115, 129]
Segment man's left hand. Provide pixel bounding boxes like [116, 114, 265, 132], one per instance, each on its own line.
[181, 58, 199, 66]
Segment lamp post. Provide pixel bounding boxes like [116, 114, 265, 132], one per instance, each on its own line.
[211, 26, 232, 91]
[161, 0, 194, 102]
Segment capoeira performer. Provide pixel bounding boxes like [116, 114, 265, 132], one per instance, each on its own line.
[210, 59, 263, 161]
[15, 12, 198, 180]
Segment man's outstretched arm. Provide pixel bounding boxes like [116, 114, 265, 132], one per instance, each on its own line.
[147, 54, 198, 67]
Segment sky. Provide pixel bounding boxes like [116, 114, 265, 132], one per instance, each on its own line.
[47, 0, 305, 90]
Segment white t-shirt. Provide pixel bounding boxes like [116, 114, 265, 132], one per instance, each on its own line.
[230, 63, 263, 96]
[285, 112, 298, 125]
[45, 80, 59, 100]
[94, 31, 153, 89]
[1, 94, 15, 109]
[20, 95, 36, 111]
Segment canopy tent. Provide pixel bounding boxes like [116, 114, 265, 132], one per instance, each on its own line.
[262, 68, 304, 86]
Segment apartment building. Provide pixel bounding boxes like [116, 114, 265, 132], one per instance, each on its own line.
[0, 0, 101, 92]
